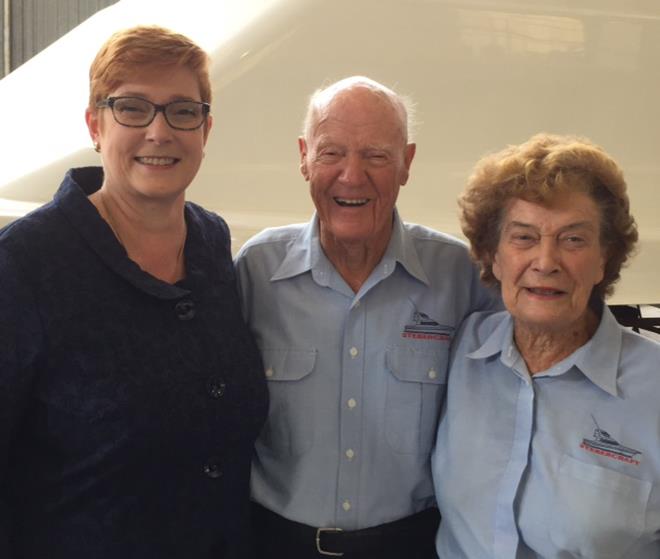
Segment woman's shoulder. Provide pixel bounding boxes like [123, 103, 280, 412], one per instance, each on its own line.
[450, 309, 509, 359]
[184, 202, 231, 246]
[619, 324, 660, 364]
[0, 201, 62, 258]
[460, 309, 509, 338]
[184, 201, 229, 230]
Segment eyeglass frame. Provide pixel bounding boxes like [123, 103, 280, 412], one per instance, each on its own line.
[96, 96, 211, 131]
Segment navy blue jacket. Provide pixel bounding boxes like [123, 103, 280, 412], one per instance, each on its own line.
[0, 167, 268, 558]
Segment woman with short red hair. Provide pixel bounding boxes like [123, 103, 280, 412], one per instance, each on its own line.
[0, 25, 267, 559]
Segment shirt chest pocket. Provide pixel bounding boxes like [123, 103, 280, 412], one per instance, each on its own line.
[549, 454, 652, 559]
[384, 345, 448, 455]
[258, 348, 317, 457]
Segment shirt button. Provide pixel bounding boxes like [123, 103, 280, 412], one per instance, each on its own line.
[342, 500, 351, 511]
[347, 398, 357, 409]
[349, 347, 359, 358]
[203, 458, 222, 479]
[354, 300, 360, 308]
[345, 449, 355, 460]
[265, 367, 274, 378]
[428, 369, 437, 380]
[174, 299, 195, 321]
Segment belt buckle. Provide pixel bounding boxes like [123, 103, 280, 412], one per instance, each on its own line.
[316, 527, 344, 556]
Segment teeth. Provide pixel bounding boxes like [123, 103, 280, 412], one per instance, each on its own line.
[335, 198, 368, 207]
[529, 288, 562, 295]
[137, 156, 177, 166]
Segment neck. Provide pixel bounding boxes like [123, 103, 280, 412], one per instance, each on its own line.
[513, 308, 600, 374]
[90, 187, 187, 284]
[320, 230, 391, 293]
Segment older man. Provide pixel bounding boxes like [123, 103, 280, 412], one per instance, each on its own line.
[235, 76, 496, 558]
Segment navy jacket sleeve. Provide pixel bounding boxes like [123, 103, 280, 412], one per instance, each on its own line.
[0, 247, 43, 558]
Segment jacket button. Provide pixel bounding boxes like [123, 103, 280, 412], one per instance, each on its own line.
[203, 459, 222, 479]
[175, 299, 195, 320]
[208, 379, 226, 399]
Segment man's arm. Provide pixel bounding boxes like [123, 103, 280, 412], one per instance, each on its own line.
[233, 246, 254, 324]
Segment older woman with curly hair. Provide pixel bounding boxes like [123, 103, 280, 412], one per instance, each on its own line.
[432, 133, 660, 558]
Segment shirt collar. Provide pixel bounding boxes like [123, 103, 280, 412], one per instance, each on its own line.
[271, 209, 430, 287]
[467, 306, 622, 398]
[467, 311, 513, 360]
[270, 213, 323, 282]
[384, 209, 430, 286]
[572, 305, 622, 397]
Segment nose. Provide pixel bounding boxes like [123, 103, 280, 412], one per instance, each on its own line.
[338, 153, 366, 186]
[145, 111, 174, 144]
[532, 237, 561, 275]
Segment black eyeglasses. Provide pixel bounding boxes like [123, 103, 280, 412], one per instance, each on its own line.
[96, 96, 210, 130]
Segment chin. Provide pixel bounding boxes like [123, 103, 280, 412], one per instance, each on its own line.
[515, 311, 573, 330]
[329, 227, 371, 243]
[137, 183, 188, 200]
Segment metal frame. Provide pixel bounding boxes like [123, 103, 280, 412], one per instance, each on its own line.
[3, 0, 10, 77]
[609, 305, 660, 335]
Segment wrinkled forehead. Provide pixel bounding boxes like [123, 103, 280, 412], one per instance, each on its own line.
[311, 87, 406, 141]
[500, 192, 604, 233]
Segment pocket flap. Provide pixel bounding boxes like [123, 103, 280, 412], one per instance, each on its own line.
[560, 454, 652, 499]
[385, 346, 447, 384]
[261, 348, 317, 381]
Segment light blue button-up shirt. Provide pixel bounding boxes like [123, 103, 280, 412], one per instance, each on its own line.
[433, 306, 660, 558]
[235, 211, 496, 529]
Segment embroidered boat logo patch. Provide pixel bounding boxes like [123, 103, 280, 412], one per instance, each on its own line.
[402, 311, 453, 341]
[580, 416, 641, 465]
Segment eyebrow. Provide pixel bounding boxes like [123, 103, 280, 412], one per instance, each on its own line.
[315, 140, 394, 154]
[363, 145, 393, 153]
[504, 220, 597, 233]
[112, 91, 198, 102]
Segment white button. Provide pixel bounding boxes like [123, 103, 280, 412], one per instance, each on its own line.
[349, 347, 359, 358]
[428, 369, 437, 380]
[265, 367, 274, 378]
[354, 300, 360, 308]
[347, 398, 357, 409]
[345, 448, 355, 460]
[342, 500, 351, 511]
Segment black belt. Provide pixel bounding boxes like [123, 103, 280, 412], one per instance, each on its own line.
[251, 502, 439, 558]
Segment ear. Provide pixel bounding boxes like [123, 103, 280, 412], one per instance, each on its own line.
[85, 107, 101, 144]
[492, 251, 502, 282]
[399, 143, 416, 186]
[298, 136, 310, 181]
[595, 248, 607, 285]
[202, 113, 214, 145]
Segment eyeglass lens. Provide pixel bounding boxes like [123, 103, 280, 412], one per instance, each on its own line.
[111, 97, 206, 129]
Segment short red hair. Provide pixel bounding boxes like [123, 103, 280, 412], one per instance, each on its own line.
[88, 25, 211, 108]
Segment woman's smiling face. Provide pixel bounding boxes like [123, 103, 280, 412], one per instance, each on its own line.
[492, 191, 606, 333]
[86, 65, 211, 203]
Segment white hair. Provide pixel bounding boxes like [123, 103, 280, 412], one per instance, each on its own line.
[302, 76, 416, 143]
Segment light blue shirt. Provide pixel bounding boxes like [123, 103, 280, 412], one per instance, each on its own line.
[433, 306, 660, 559]
[235, 211, 496, 529]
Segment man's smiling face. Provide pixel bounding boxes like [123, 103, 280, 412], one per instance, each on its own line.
[299, 87, 415, 255]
